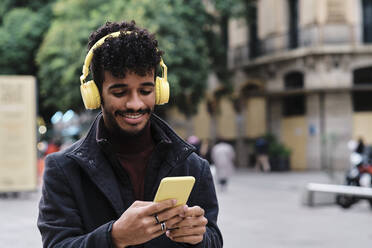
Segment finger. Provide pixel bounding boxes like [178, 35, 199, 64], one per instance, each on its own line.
[143, 199, 177, 216]
[148, 221, 169, 234]
[149, 215, 183, 233]
[143, 215, 160, 227]
[132, 200, 152, 207]
[148, 227, 165, 240]
[164, 215, 184, 229]
[184, 206, 205, 217]
[168, 225, 206, 238]
[173, 216, 208, 229]
[166, 233, 204, 245]
[156, 205, 187, 223]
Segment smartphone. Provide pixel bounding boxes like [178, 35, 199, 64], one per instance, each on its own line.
[154, 176, 195, 206]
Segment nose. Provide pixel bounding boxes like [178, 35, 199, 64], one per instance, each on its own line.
[125, 92, 144, 111]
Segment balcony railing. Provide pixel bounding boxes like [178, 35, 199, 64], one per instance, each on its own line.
[228, 24, 360, 69]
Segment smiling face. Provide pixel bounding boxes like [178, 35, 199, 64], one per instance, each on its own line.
[101, 70, 156, 137]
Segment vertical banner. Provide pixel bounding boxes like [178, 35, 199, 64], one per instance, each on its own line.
[0, 76, 37, 192]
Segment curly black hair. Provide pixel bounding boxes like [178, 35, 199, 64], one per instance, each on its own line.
[88, 20, 163, 93]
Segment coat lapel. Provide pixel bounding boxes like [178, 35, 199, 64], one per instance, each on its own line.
[145, 160, 173, 201]
[67, 149, 125, 217]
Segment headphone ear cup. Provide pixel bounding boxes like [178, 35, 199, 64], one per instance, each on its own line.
[80, 80, 101, 109]
[155, 76, 169, 105]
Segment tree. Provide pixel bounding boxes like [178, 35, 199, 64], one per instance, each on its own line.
[0, 0, 57, 119]
[37, 0, 212, 117]
[0, 1, 55, 75]
[0, 0, 249, 121]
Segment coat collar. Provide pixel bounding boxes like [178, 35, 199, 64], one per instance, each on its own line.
[65, 114, 125, 216]
[92, 112, 195, 166]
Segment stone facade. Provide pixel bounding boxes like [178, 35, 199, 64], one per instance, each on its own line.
[226, 0, 372, 170]
[165, 0, 372, 170]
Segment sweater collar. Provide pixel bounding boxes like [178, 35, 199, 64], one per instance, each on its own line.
[95, 112, 172, 151]
[96, 116, 154, 154]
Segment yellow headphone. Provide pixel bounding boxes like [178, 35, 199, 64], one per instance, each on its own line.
[80, 31, 170, 109]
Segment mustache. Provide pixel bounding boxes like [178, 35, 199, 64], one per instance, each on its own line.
[115, 109, 151, 116]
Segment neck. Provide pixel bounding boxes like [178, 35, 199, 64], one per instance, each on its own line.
[108, 122, 154, 154]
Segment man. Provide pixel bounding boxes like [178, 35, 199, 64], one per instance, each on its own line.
[38, 20, 222, 248]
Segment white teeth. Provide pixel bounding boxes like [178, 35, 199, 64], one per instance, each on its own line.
[122, 113, 143, 119]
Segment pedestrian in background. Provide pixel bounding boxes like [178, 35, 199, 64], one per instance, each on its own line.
[254, 137, 271, 172]
[356, 137, 365, 155]
[211, 139, 235, 192]
[186, 135, 201, 155]
[200, 138, 213, 164]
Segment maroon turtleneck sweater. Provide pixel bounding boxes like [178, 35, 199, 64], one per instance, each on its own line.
[108, 122, 155, 200]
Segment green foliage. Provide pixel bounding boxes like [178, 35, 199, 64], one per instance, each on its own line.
[0, 0, 56, 74]
[0, 0, 53, 17]
[37, 21, 90, 112]
[1, 0, 249, 119]
[0, 0, 13, 23]
[203, 0, 247, 85]
[37, 0, 212, 116]
[0, 0, 57, 119]
[0, 8, 50, 74]
[264, 133, 291, 158]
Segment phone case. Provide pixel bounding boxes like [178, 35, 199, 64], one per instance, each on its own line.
[153, 176, 195, 206]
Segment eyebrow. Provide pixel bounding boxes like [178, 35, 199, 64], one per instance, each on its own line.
[108, 82, 155, 90]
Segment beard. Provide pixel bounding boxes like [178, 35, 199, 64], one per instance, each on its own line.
[103, 107, 153, 138]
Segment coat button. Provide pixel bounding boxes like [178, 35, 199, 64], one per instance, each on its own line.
[77, 152, 82, 156]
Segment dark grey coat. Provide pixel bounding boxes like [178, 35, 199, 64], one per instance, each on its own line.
[37, 113, 223, 248]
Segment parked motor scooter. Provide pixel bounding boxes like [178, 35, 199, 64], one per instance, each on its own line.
[336, 152, 372, 209]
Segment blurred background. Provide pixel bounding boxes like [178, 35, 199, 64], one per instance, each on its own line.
[1, 0, 372, 247]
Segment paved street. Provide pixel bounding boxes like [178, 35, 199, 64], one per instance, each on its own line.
[217, 170, 372, 248]
[1, 169, 372, 247]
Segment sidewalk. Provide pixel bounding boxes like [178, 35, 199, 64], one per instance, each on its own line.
[217, 169, 372, 248]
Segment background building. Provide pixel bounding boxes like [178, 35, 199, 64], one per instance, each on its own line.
[169, 0, 372, 171]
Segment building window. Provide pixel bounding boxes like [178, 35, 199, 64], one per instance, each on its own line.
[248, 2, 259, 59]
[288, 0, 299, 49]
[283, 95, 306, 116]
[353, 92, 372, 111]
[353, 66, 372, 111]
[363, 0, 372, 43]
[283, 71, 305, 116]
[353, 67, 372, 85]
[284, 71, 304, 89]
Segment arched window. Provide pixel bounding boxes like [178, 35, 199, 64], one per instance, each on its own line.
[283, 71, 305, 116]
